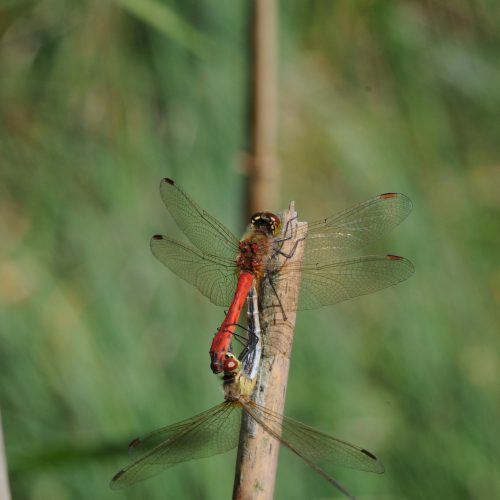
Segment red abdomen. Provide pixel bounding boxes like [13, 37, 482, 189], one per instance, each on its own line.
[209, 272, 254, 373]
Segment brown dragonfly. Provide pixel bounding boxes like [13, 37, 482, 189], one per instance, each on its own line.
[111, 286, 384, 499]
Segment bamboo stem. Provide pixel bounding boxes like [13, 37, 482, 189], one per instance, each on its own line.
[247, 0, 280, 216]
[0, 409, 12, 500]
[233, 206, 306, 500]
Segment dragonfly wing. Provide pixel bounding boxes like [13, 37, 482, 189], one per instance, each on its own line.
[299, 193, 412, 263]
[159, 178, 240, 260]
[289, 254, 414, 310]
[110, 402, 242, 489]
[151, 235, 238, 307]
[244, 402, 384, 474]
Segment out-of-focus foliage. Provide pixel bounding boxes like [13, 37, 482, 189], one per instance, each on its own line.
[1, 0, 499, 499]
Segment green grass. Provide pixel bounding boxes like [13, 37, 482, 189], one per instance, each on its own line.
[1, 1, 499, 499]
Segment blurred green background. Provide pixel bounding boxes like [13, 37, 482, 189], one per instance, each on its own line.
[1, 1, 499, 499]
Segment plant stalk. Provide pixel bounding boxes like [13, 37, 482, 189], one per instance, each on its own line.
[232, 206, 306, 500]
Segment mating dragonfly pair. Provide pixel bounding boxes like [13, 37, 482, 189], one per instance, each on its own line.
[110, 179, 414, 498]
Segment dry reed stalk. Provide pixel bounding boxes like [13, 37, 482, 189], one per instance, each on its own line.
[233, 206, 306, 500]
[247, 0, 280, 216]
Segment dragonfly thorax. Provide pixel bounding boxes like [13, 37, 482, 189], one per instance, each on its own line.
[223, 372, 255, 401]
[236, 235, 273, 275]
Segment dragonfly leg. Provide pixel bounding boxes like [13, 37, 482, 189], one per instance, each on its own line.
[283, 214, 299, 239]
[275, 233, 306, 260]
[272, 216, 306, 261]
[273, 214, 298, 247]
[223, 322, 259, 365]
[261, 271, 288, 321]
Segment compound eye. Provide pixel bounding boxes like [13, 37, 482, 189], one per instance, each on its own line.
[223, 353, 240, 373]
[250, 213, 261, 226]
[270, 214, 281, 235]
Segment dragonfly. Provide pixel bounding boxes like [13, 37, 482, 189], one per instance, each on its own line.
[151, 178, 414, 373]
[110, 289, 384, 499]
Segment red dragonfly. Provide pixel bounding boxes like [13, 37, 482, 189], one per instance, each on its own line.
[110, 365, 384, 499]
[151, 178, 414, 373]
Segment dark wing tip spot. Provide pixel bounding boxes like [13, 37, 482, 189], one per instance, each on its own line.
[386, 254, 403, 261]
[379, 192, 398, 199]
[162, 177, 175, 185]
[128, 437, 142, 448]
[111, 468, 126, 484]
[361, 448, 377, 460]
[152, 234, 164, 240]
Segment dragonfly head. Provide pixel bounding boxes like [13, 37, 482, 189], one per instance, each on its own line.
[250, 212, 281, 237]
[210, 351, 241, 375]
[222, 352, 241, 374]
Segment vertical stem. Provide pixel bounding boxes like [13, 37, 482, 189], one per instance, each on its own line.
[247, 0, 280, 216]
[234, 0, 288, 496]
[233, 206, 307, 500]
[0, 409, 12, 500]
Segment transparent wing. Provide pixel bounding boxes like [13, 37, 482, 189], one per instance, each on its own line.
[277, 254, 414, 310]
[159, 178, 240, 260]
[244, 402, 384, 474]
[110, 402, 242, 489]
[150, 235, 238, 307]
[293, 193, 412, 264]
